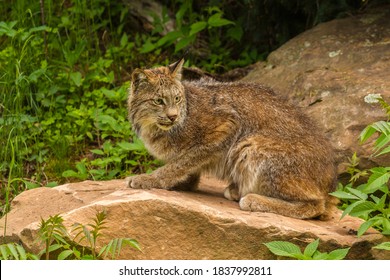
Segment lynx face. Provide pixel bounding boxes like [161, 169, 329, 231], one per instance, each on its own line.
[128, 60, 186, 132]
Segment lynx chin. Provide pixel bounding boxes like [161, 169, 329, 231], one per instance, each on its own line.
[127, 59, 338, 220]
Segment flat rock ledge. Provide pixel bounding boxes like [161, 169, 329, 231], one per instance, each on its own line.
[1, 177, 389, 260]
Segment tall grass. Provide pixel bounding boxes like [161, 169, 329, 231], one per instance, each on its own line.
[0, 0, 162, 219]
[0, 5, 44, 209]
[1, 0, 119, 213]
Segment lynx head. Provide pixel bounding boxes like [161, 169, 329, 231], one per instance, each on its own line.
[128, 59, 186, 133]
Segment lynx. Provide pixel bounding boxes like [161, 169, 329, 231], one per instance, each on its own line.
[127, 59, 337, 220]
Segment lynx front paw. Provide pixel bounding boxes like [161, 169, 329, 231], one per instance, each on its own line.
[224, 183, 240, 201]
[126, 174, 161, 189]
[239, 194, 254, 211]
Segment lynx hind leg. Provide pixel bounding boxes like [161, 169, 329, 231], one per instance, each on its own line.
[228, 136, 328, 219]
[239, 194, 326, 219]
[224, 183, 240, 201]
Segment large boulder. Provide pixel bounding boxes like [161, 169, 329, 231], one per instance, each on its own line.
[241, 7, 390, 172]
[0, 178, 388, 260]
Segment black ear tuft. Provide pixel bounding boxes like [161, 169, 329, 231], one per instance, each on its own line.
[168, 58, 184, 81]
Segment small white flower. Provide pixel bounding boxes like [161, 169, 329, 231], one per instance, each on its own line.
[364, 93, 382, 103]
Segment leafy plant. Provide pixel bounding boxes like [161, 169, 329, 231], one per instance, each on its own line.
[330, 95, 390, 254]
[360, 120, 390, 157]
[331, 96, 390, 237]
[0, 243, 38, 260]
[33, 210, 141, 260]
[373, 242, 390, 251]
[331, 169, 390, 237]
[140, 5, 235, 55]
[71, 210, 140, 260]
[38, 214, 69, 260]
[264, 239, 350, 260]
[62, 138, 160, 181]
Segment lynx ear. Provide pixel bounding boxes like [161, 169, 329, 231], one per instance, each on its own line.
[168, 58, 184, 81]
[131, 69, 148, 94]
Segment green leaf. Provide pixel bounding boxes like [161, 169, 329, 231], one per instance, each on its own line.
[326, 248, 350, 260]
[359, 125, 378, 143]
[0, 245, 8, 260]
[381, 217, 390, 234]
[89, 169, 106, 177]
[46, 181, 58, 188]
[15, 244, 27, 260]
[58, 250, 74, 260]
[373, 242, 390, 251]
[122, 238, 141, 251]
[140, 39, 156, 54]
[349, 201, 376, 217]
[63, 40, 86, 67]
[120, 33, 128, 48]
[108, 238, 119, 259]
[175, 35, 195, 53]
[86, 131, 93, 140]
[227, 25, 243, 41]
[189, 21, 207, 36]
[345, 187, 368, 200]
[6, 243, 19, 259]
[373, 133, 390, 152]
[101, 87, 116, 99]
[366, 169, 390, 192]
[330, 190, 359, 200]
[303, 239, 319, 258]
[62, 170, 79, 178]
[29, 68, 46, 83]
[341, 200, 366, 219]
[208, 13, 235, 27]
[117, 141, 145, 152]
[312, 251, 328, 260]
[52, 233, 68, 244]
[102, 140, 113, 152]
[97, 115, 122, 131]
[81, 254, 94, 260]
[372, 121, 390, 135]
[24, 181, 40, 189]
[264, 241, 302, 259]
[0, 21, 18, 37]
[76, 162, 88, 175]
[175, 0, 189, 22]
[48, 243, 63, 253]
[376, 145, 390, 157]
[72, 247, 81, 259]
[70, 72, 82, 87]
[157, 30, 183, 47]
[91, 149, 104, 155]
[99, 238, 140, 259]
[29, 25, 51, 34]
[357, 219, 376, 237]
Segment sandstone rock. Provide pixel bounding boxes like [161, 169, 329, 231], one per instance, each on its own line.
[242, 7, 390, 172]
[1, 178, 388, 259]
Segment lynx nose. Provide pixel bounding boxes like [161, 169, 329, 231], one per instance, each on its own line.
[166, 108, 178, 122]
[167, 114, 177, 122]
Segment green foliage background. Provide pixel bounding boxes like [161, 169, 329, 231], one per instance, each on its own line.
[1, 0, 389, 216]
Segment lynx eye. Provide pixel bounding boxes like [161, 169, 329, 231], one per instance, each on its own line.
[153, 98, 165, 105]
[174, 96, 182, 103]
